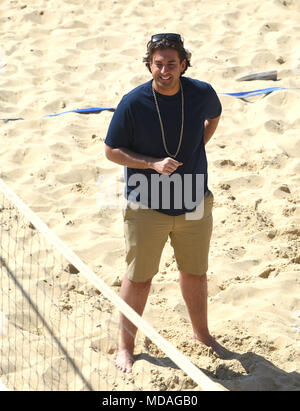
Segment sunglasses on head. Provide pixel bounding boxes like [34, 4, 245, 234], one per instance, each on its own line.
[151, 33, 182, 43]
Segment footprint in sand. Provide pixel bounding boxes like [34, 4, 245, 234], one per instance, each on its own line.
[264, 119, 287, 134]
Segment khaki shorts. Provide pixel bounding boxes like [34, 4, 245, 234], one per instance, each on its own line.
[123, 190, 214, 282]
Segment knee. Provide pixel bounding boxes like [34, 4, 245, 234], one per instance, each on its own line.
[180, 271, 207, 281]
[125, 275, 152, 289]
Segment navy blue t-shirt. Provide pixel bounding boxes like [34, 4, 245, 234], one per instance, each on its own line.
[105, 77, 222, 215]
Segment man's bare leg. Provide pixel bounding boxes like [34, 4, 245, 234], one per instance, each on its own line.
[179, 271, 231, 358]
[116, 274, 152, 373]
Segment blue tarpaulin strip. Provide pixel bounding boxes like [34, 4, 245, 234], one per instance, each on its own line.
[0, 107, 115, 122]
[0, 117, 24, 123]
[1, 87, 299, 122]
[43, 107, 115, 117]
[220, 86, 293, 99]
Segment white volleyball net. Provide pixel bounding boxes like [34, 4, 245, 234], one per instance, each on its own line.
[0, 178, 224, 391]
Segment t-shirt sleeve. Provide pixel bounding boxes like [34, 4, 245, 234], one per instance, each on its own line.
[104, 97, 134, 148]
[204, 84, 222, 119]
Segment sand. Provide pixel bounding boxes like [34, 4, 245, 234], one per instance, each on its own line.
[0, 0, 299, 391]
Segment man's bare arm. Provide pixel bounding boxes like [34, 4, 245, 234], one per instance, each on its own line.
[104, 145, 183, 176]
[204, 115, 221, 145]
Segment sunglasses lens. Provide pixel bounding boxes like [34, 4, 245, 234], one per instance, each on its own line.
[151, 33, 181, 43]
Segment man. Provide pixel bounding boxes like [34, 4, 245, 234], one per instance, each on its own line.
[105, 33, 226, 373]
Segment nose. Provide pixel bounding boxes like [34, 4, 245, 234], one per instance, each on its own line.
[160, 65, 169, 74]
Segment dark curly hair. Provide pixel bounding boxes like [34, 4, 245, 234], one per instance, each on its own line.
[143, 37, 192, 75]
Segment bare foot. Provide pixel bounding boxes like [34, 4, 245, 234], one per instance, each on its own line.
[115, 348, 134, 373]
[193, 334, 233, 359]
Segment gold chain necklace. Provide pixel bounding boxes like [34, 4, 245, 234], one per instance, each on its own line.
[152, 80, 184, 159]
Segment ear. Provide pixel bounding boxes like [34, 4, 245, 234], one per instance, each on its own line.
[181, 59, 187, 73]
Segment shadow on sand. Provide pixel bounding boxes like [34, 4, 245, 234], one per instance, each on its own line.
[134, 344, 300, 391]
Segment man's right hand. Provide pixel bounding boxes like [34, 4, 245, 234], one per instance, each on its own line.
[105, 145, 183, 175]
[150, 157, 183, 176]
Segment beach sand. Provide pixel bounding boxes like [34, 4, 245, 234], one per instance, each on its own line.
[0, 0, 299, 391]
